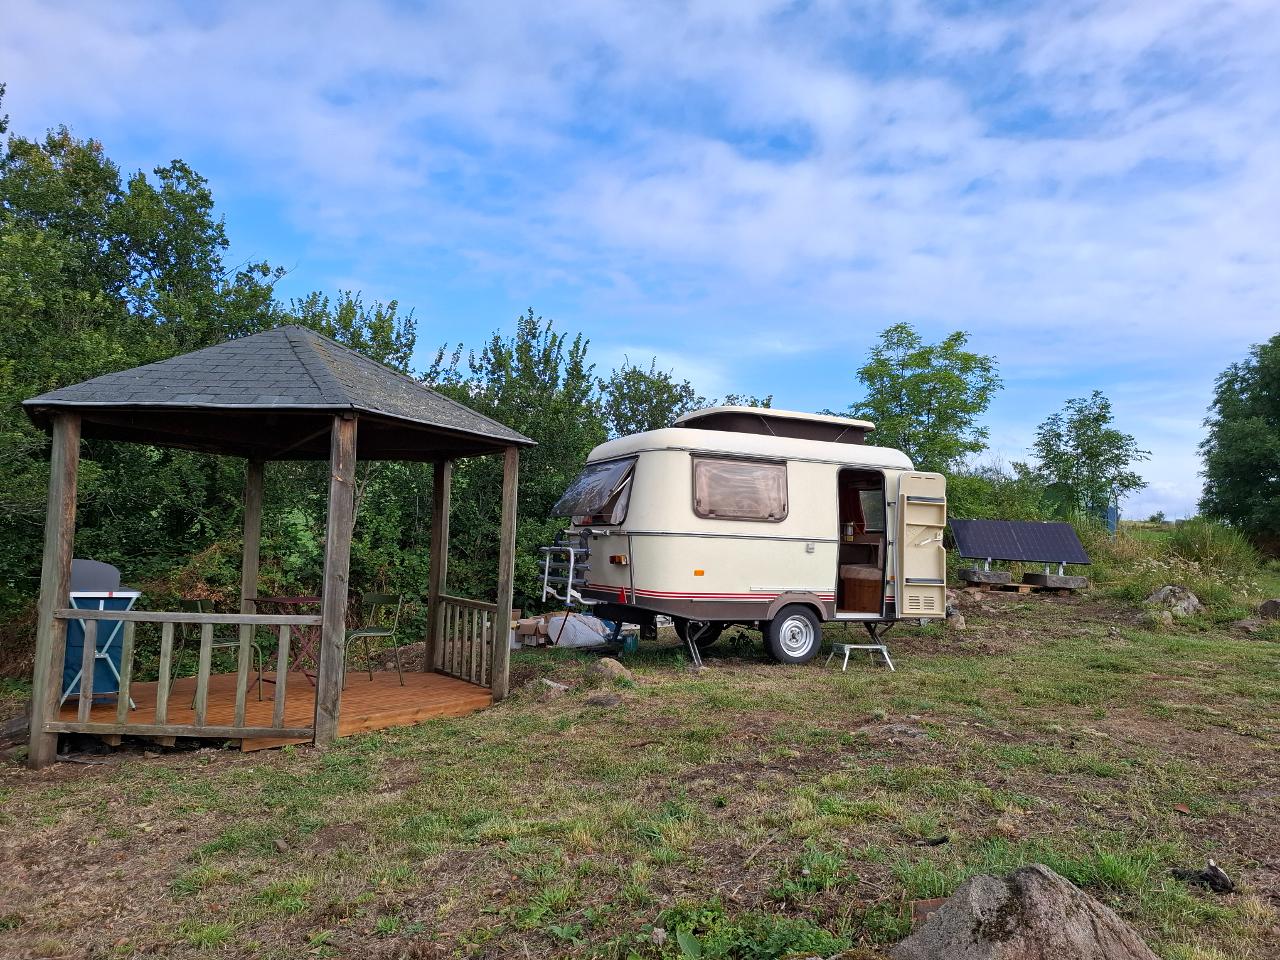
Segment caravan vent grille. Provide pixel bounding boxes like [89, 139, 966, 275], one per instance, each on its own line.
[905, 594, 937, 613]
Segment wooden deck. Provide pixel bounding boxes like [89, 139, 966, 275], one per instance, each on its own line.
[58, 670, 493, 751]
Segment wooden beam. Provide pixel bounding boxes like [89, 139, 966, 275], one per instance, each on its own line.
[236, 459, 265, 726]
[43, 721, 314, 739]
[54, 609, 321, 625]
[314, 415, 358, 743]
[425, 459, 452, 671]
[492, 445, 520, 701]
[240, 460, 264, 614]
[27, 412, 81, 769]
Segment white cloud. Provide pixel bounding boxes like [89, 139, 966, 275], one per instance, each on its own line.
[3, 0, 1277, 515]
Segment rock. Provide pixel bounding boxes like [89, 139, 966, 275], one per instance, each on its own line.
[273, 837, 290, 854]
[1142, 609, 1175, 630]
[1145, 585, 1202, 618]
[586, 657, 633, 684]
[584, 693, 622, 707]
[890, 863, 1159, 960]
[1232, 618, 1265, 634]
[948, 614, 967, 631]
[960, 568, 1012, 585]
[1258, 598, 1280, 619]
[530, 678, 570, 699]
[1021, 573, 1088, 590]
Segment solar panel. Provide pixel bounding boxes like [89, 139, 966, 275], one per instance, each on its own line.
[949, 519, 1090, 565]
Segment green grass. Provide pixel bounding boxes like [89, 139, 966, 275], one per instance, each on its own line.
[1, 598, 1276, 959]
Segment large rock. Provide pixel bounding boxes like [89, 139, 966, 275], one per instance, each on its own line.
[890, 864, 1158, 960]
[1145, 585, 1203, 618]
[1257, 598, 1280, 620]
[959, 568, 1012, 585]
[586, 657, 633, 684]
[1022, 573, 1088, 590]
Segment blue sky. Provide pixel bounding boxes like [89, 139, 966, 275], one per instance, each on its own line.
[4, 0, 1278, 517]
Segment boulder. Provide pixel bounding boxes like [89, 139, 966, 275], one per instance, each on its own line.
[948, 614, 967, 631]
[1232, 618, 1265, 634]
[1258, 598, 1280, 620]
[1145, 585, 1202, 618]
[1021, 573, 1088, 590]
[586, 657, 633, 684]
[959, 568, 1012, 586]
[891, 864, 1158, 960]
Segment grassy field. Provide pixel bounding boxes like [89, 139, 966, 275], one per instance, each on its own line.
[1, 591, 1277, 959]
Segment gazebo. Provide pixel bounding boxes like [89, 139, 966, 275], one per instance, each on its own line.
[22, 325, 533, 768]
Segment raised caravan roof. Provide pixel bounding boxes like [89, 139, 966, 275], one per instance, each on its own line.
[675, 407, 875, 445]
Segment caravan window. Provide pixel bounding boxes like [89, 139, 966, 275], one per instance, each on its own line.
[692, 457, 788, 521]
[553, 457, 636, 525]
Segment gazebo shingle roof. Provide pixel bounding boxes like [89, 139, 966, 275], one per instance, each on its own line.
[24, 325, 532, 460]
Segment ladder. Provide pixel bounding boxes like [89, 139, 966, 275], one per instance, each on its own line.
[540, 529, 597, 608]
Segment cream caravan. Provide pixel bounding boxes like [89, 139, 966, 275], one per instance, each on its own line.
[543, 407, 947, 664]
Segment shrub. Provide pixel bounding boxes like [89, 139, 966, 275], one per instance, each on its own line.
[1167, 518, 1258, 574]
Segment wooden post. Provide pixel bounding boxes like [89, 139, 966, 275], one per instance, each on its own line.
[235, 459, 265, 724]
[239, 460, 264, 614]
[491, 445, 519, 701]
[27, 412, 81, 769]
[314, 415, 357, 743]
[425, 459, 452, 671]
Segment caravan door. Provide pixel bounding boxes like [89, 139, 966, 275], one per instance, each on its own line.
[897, 473, 947, 618]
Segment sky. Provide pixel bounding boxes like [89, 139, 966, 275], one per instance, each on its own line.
[3, 0, 1278, 518]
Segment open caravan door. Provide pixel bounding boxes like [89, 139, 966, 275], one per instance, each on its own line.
[898, 472, 947, 618]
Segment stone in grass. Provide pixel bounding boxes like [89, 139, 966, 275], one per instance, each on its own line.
[891, 863, 1159, 960]
[1258, 598, 1280, 619]
[534, 678, 570, 700]
[1232, 618, 1265, 634]
[948, 613, 967, 631]
[586, 657, 634, 684]
[1145, 585, 1203, 618]
[1142, 609, 1175, 630]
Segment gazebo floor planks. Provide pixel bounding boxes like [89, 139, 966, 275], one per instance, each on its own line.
[57, 670, 493, 751]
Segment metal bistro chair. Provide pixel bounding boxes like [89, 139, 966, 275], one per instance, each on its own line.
[175, 598, 266, 703]
[345, 593, 406, 686]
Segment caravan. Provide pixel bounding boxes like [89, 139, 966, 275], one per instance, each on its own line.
[544, 407, 946, 663]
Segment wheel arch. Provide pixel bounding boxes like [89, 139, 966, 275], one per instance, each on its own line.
[766, 592, 829, 623]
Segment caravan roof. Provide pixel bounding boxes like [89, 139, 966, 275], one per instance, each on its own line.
[586, 426, 914, 470]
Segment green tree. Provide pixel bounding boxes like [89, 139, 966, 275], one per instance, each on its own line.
[1028, 391, 1149, 518]
[0, 96, 283, 608]
[1200, 334, 1280, 544]
[427, 309, 607, 609]
[846, 322, 1000, 471]
[599, 357, 706, 438]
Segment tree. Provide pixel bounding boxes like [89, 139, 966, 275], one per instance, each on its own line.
[0, 95, 284, 608]
[1028, 391, 1148, 518]
[846, 323, 1000, 471]
[426, 310, 607, 608]
[1200, 334, 1280, 544]
[599, 357, 706, 438]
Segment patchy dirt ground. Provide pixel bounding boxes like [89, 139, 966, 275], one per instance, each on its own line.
[0, 590, 1277, 959]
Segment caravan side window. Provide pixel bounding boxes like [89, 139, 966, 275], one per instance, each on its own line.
[692, 457, 788, 522]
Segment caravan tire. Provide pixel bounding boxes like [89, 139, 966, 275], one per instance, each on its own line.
[673, 618, 723, 649]
[766, 605, 821, 664]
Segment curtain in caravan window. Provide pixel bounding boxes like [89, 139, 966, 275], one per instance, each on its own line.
[692, 458, 788, 521]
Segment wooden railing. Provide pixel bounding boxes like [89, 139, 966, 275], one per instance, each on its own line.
[435, 595, 498, 688]
[45, 609, 321, 741]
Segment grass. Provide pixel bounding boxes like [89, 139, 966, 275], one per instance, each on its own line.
[0, 591, 1277, 959]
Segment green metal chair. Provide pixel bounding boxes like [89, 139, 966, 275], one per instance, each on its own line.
[345, 593, 405, 686]
[176, 598, 265, 703]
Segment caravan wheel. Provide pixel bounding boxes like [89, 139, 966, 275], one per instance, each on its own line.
[765, 605, 821, 664]
[673, 618, 723, 649]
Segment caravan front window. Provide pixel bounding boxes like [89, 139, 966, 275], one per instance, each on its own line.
[692, 457, 788, 521]
[553, 457, 637, 525]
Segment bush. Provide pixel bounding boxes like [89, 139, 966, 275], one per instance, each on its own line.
[1167, 518, 1258, 573]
